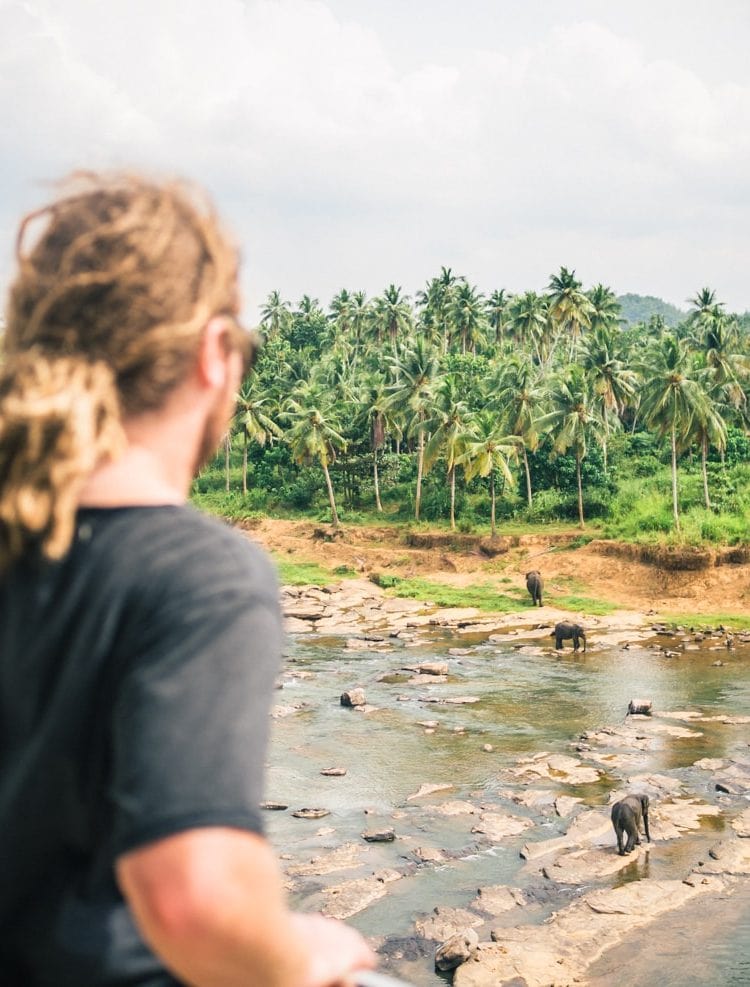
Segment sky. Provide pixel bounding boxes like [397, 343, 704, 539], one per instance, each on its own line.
[1, 0, 749, 321]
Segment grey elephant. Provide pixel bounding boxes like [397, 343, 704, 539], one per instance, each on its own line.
[551, 621, 586, 652]
[611, 793, 651, 855]
[525, 570, 543, 606]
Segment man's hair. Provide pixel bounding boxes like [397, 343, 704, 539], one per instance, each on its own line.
[0, 171, 240, 568]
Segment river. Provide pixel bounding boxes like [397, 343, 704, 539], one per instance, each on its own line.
[264, 625, 750, 985]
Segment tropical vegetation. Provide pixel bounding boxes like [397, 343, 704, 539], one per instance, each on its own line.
[191, 272, 750, 545]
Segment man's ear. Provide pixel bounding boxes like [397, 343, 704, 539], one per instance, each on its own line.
[196, 317, 233, 389]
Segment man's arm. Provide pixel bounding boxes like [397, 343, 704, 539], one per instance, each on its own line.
[116, 826, 375, 987]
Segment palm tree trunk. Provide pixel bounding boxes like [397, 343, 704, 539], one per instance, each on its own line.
[415, 427, 425, 521]
[671, 424, 680, 530]
[449, 466, 456, 530]
[576, 450, 585, 529]
[322, 462, 340, 529]
[702, 435, 711, 510]
[224, 434, 231, 492]
[373, 450, 383, 512]
[522, 446, 533, 508]
[242, 429, 248, 497]
[490, 472, 497, 538]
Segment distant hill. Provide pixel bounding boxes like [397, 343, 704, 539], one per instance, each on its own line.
[617, 293, 686, 327]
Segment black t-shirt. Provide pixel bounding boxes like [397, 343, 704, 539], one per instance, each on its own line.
[0, 506, 283, 986]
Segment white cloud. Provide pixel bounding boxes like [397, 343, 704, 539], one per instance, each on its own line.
[1, 0, 749, 313]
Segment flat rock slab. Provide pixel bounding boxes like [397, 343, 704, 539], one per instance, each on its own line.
[696, 836, 750, 876]
[470, 885, 527, 917]
[285, 616, 315, 633]
[731, 806, 750, 837]
[287, 842, 367, 877]
[407, 674, 448, 685]
[454, 877, 728, 987]
[542, 845, 649, 884]
[415, 905, 485, 941]
[430, 800, 477, 816]
[507, 752, 602, 785]
[520, 809, 613, 861]
[407, 782, 454, 801]
[322, 868, 402, 920]
[650, 799, 721, 838]
[501, 788, 557, 811]
[429, 607, 482, 625]
[472, 811, 535, 841]
[419, 695, 481, 705]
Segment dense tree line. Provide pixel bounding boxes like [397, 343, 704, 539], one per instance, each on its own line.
[210, 270, 750, 534]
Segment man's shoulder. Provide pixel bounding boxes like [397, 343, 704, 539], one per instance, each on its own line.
[82, 505, 277, 600]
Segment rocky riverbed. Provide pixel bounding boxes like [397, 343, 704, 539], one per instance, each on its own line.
[266, 579, 750, 986]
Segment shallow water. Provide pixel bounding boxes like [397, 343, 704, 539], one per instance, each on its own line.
[265, 628, 750, 985]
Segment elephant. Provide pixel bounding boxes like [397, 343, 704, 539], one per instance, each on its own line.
[611, 793, 651, 855]
[551, 621, 586, 652]
[525, 570, 544, 606]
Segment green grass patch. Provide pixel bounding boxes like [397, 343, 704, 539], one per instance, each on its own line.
[272, 556, 335, 586]
[657, 611, 750, 631]
[551, 595, 618, 616]
[375, 575, 529, 612]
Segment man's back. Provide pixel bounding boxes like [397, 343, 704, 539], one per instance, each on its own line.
[0, 506, 282, 986]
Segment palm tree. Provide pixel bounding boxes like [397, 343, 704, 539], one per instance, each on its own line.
[283, 382, 346, 529]
[371, 285, 413, 350]
[547, 267, 595, 361]
[579, 325, 637, 472]
[638, 334, 709, 530]
[508, 291, 548, 365]
[416, 267, 463, 353]
[423, 376, 472, 529]
[485, 289, 513, 346]
[542, 365, 598, 528]
[691, 375, 728, 510]
[587, 284, 622, 333]
[355, 372, 400, 512]
[459, 412, 516, 537]
[234, 382, 283, 496]
[451, 282, 486, 355]
[259, 290, 292, 338]
[386, 338, 441, 521]
[493, 355, 544, 507]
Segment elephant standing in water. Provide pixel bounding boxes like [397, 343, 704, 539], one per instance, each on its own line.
[551, 621, 586, 652]
[525, 570, 544, 606]
[611, 794, 651, 855]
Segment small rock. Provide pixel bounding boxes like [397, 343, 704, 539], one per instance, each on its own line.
[362, 828, 396, 842]
[320, 767, 347, 776]
[292, 808, 331, 819]
[712, 660, 724, 667]
[627, 698, 653, 716]
[482, 744, 494, 753]
[260, 801, 288, 811]
[407, 782, 454, 801]
[416, 661, 450, 676]
[435, 928, 479, 972]
[341, 689, 366, 707]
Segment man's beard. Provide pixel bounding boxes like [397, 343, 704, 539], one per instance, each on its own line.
[193, 385, 236, 477]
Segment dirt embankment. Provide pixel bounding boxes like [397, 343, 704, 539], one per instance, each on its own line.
[239, 518, 750, 618]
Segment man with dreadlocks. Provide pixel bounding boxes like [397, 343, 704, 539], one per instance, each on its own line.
[0, 173, 375, 986]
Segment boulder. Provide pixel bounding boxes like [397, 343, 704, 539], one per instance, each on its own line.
[362, 828, 396, 842]
[435, 928, 479, 972]
[340, 688, 366, 707]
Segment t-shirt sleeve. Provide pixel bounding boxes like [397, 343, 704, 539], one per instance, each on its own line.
[109, 536, 283, 856]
